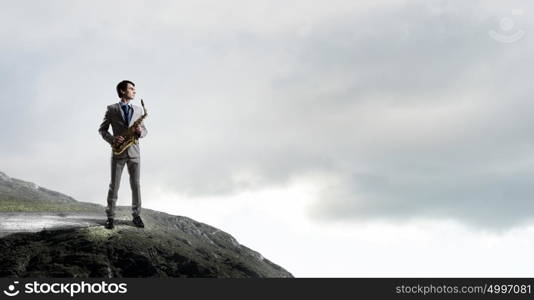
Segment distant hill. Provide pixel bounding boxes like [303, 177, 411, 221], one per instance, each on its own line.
[0, 171, 101, 212]
[0, 171, 293, 278]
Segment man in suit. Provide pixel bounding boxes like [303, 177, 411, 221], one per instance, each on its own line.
[98, 80, 148, 229]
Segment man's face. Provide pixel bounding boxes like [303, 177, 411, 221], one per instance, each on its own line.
[122, 83, 136, 100]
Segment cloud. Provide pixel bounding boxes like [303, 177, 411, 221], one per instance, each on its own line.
[1, 0, 533, 230]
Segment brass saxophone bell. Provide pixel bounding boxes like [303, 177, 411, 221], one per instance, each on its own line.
[112, 137, 137, 155]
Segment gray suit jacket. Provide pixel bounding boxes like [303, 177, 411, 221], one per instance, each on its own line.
[98, 102, 148, 158]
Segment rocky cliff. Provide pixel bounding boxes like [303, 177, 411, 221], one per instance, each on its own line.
[0, 171, 293, 278]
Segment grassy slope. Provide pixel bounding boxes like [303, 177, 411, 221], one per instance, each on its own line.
[0, 195, 102, 212]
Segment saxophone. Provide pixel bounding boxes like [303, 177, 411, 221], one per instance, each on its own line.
[112, 99, 148, 155]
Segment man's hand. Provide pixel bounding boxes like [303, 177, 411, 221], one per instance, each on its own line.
[114, 136, 125, 144]
[134, 125, 142, 134]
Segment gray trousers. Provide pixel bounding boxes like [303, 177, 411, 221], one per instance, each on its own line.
[105, 156, 142, 218]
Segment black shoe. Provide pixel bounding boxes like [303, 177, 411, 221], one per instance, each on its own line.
[133, 216, 144, 228]
[105, 218, 114, 229]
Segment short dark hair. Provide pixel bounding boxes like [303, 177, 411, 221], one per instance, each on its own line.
[116, 80, 135, 98]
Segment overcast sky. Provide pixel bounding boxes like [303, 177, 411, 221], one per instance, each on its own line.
[2, 0, 534, 276]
